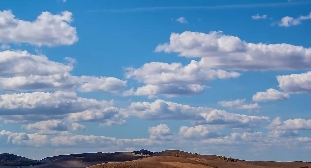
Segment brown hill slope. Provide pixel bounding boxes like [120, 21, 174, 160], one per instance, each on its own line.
[89, 150, 311, 168]
[89, 156, 216, 168]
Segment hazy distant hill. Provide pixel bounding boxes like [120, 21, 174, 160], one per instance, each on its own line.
[0, 153, 42, 166]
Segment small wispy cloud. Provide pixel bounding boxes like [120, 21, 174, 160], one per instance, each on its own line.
[218, 99, 261, 111]
[86, 1, 311, 13]
[278, 12, 311, 27]
[176, 17, 187, 24]
[252, 14, 267, 20]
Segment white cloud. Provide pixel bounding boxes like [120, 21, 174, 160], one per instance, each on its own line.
[0, 91, 111, 116]
[179, 125, 221, 139]
[0, 50, 126, 92]
[0, 130, 29, 143]
[71, 123, 87, 131]
[23, 120, 86, 132]
[196, 109, 269, 128]
[0, 50, 73, 77]
[67, 107, 126, 126]
[201, 132, 266, 146]
[128, 99, 209, 120]
[128, 99, 269, 129]
[251, 14, 267, 20]
[0, 91, 126, 126]
[278, 12, 311, 27]
[124, 61, 240, 96]
[24, 120, 67, 131]
[148, 124, 171, 136]
[155, 31, 311, 70]
[0, 129, 159, 150]
[148, 124, 174, 141]
[0, 10, 77, 46]
[176, 17, 187, 23]
[252, 88, 290, 102]
[218, 99, 260, 110]
[277, 71, 311, 94]
[269, 117, 311, 131]
[0, 130, 47, 147]
[123, 84, 205, 97]
[50, 134, 118, 147]
[78, 76, 127, 93]
[125, 61, 240, 85]
[269, 130, 299, 138]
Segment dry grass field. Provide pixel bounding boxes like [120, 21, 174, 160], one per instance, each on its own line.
[89, 156, 216, 168]
[89, 150, 311, 168]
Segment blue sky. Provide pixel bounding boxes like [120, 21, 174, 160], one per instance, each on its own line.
[0, 0, 310, 161]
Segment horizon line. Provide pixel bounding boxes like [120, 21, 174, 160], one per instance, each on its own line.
[86, 1, 311, 13]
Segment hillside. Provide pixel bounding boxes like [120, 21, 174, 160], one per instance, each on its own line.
[0, 150, 310, 168]
[0, 153, 42, 166]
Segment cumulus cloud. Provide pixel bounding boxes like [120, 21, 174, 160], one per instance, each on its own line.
[128, 99, 209, 120]
[0, 129, 156, 149]
[277, 71, 311, 94]
[0, 91, 111, 116]
[269, 117, 311, 131]
[278, 12, 311, 27]
[0, 129, 166, 152]
[125, 61, 240, 85]
[0, 50, 126, 92]
[196, 110, 269, 128]
[0, 50, 73, 77]
[0, 128, 306, 150]
[0, 10, 77, 46]
[269, 130, 299, 138]
[128, 99, 269, 129]
[1, 114, 70, 125]
[23, 120, 86, 132]
[0, 130, 47, 147]
[202, 132, 265, 146]
[0, 130, 29, 144]
[124, 61, 240, 96]
[148, 124, 174, 141]
[155, 31, 311, 70]
[252, 88, 290, 102]
[179, 125, 221, 139]
[67, 107, 126, 126]
[126, 60, 240, 84]
[175, 17, 187, 23]
[0, 91, 126, 126]
[123, 84, 205, 98]
[0, 130, 115, 148]
[78, 76, 127, 93]
[218, 99, 260, 110]
[71, 123, 87, 131]
[251, 14, 267, 20]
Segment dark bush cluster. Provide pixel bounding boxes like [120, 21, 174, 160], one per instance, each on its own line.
[132, 149, 156, 155]
[218, 155, 237, 162]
